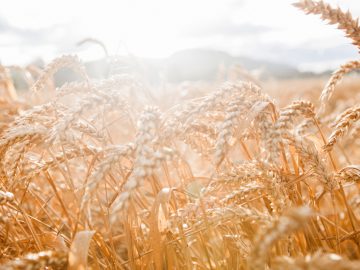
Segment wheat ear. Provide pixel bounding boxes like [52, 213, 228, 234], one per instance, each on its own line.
[294, 0, 360, 51]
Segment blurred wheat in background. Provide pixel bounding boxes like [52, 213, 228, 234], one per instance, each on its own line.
[0, 0, 360, 269]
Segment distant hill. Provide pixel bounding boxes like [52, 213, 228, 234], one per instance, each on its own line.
[26, 48, 331, 88]
[133, 49, 331, 82]
[162, 49, 332, 81]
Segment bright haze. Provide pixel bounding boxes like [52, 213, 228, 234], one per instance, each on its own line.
[0, 0, 359, 72]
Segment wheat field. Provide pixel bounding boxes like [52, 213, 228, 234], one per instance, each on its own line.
[0, 0, 360, 269]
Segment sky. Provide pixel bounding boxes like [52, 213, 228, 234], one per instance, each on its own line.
[0, 0, 359, 72]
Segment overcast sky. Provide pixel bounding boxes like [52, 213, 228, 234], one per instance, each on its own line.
[0, 0, 359, 72]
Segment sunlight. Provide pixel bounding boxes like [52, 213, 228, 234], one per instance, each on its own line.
[83, 0, 227, 57]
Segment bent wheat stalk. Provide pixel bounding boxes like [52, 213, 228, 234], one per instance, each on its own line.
[325, 105, 360, 152]
[293, 0, 360, 50]
[320, 60, 360, 112]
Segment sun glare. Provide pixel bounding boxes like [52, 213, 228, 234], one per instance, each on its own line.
[82, 0, 226, 57]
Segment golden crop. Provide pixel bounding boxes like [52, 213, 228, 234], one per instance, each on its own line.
[0, 0, 360, 269]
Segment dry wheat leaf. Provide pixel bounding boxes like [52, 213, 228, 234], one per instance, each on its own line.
[68, 230, 95, 270]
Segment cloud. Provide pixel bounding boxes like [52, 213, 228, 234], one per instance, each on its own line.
[183, 20, 271, 38]
[231, 41, 359, 72]
[257, 43, 357, 64]
[0, 15, 81, 49]
[0, 15, 84, 64]
[0, 17, 15, 33]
